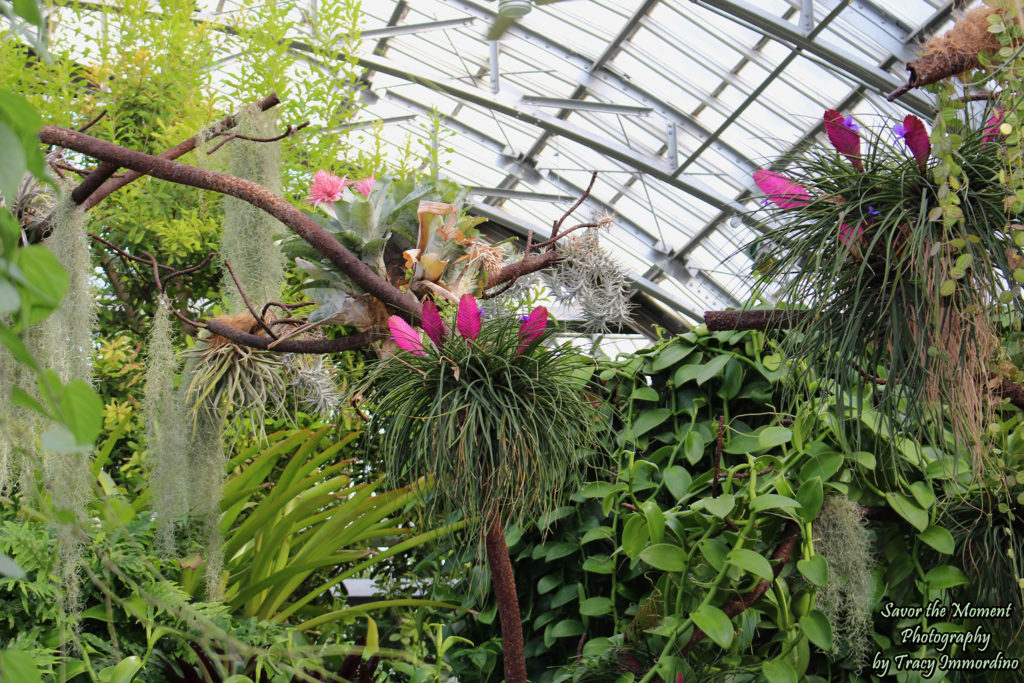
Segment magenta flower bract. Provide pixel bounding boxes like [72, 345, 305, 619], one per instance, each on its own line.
[824, 109, 863, 172]
[307, 170, 350, 207]
[421, 299, 446, 348]
[983, 110, 1004, 144]
[516, 305, 548, 356]
[387, 315, 425, 356]
[352, 175, 376, 197]
[752, 169, 811, 209]
[839, 222, 865, 248]
[456, 294, 482, 341]
[899, 115, 930, 173]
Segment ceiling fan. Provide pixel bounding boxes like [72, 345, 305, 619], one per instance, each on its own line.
[485, 0, 572, 40]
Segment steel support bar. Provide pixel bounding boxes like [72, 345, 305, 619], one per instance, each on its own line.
[520, 97, 653, 116]
[362, 15, 476, 39]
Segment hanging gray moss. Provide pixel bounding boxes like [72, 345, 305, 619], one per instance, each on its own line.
[143, 298, 190, 551]
[186, 403, 228, 600]
[220, 105, 286, 310]
[37, 193, 98, 616]
[815, 496, 876, 672]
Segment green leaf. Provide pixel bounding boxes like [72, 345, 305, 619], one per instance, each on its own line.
[663, 466, 691, 499]
[924, 565, 969, 589]
[917, 525, 955, 555]
[683, 430, 705, 465]
[642, 500, 665, 544]
[59, 379, 104, 447]
[650, 342, 695, 372]
[728, 548, 773, 581]
[762, 658, 798, 683]
[41, 424, 90, 453]
[0, 649, 42, 683]
[717, 359, 743, 399]
[690, 604, 733, 649]
[548, 619, 584, 638]
[796, 478, 823, 523]
[695, 354, 732, 385]
[797, 555, 828, 587]
[885, 492, 929, 532]
[0, 278, 18, 315]
[799, 610, 833, 651]
[758, 426, 792, 450]
[694, 493, 735, 519]
[581, 526, 615, 544]
[0, 553, 25, 579]
[638, 543, 686, 572]
[579, 597, 613, 616]
[750, 494, 800, 512]
[799, 450, 843, 482]
[630, 386, 660, 402]
[621, 515, 649, 558]
[12, 0, 43, 25]
[97, 656, 143, 683]
[537, 573, 561, 594]
[940, 279, 956, 296]
[365, 616, 379, 657]
[582, 555, 615, 574]
[631, 408, 672, 437]
[909, 481, 936, 510]
[579, 481, 622, 499]
[0, 123, 25, 202]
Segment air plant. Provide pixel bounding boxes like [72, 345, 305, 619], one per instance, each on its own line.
[364, 295, 603, 683]
[751, 108, 1020, 468]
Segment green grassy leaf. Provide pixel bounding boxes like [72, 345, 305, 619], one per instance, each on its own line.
[799, 610, 833, 651]
[885, 492, 928, 532]
[917, 525, 954, 555]
[579, 597, 613, 616]
[762, 658, 798, 683]
[924, 565, 969, 589]
[638, 543, 686, 572]
[728, 548, 773, 581]
[797, 555, 829, 587]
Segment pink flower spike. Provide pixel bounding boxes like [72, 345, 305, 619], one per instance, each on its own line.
[839, 222, 866, 255]
[456, 294, 482, 341]
[307, 170, 350, 207]
[352, 175, 376, 197]
[983, 109, 1004, 144]
[824, 109, 863, 172]
[421, 299, 446, 348]
[901, 115, 931, 173]
[516, 306, 548, 356]
[387, 315, 425, 356]
[752, 169, 811, 209]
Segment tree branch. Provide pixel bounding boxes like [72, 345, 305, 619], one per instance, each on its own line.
[704, 309, 805, 331]
[39, 126, 420, 321]
[206, 318, 381, 353]
[485, 250, 560, 293]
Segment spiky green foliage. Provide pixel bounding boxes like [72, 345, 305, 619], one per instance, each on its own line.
[366, 309, 603, 544]
[754, 114, 1016, 463]
[220, 105, 286, 310]
[815, 496, 875, 672]
[143, 298, 190, 550]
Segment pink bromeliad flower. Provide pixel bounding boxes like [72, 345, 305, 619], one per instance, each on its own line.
[387, 316, 425, 356]
[456, 294, 482, 340]
[420, 299, 446, 347]
[517, 306, 548, 356]
[824, 109, 863, 172]
[893, 115, 930, 173]
[386, 296, 551, 358]
[352, 175, 377, 197]
[752, 169, 811, 209]
[307, 170, 350, 207]
[839, 222, 866, 253]
[983, 109, 1005, 145]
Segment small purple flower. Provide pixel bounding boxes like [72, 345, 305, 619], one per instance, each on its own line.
[520, 315, 529, 322]
[893, 122, 907, 140]
[843, 115, 859, 132]
[867, 205, 880, 220]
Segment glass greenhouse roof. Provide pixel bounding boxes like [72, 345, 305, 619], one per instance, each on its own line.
[217, 0, 959, 332]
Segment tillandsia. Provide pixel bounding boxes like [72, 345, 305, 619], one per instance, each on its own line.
[750, 107, 1022, 468]
[366, 294, 603, 542]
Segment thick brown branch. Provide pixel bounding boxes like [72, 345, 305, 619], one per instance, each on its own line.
[40, 126, 420, 320]
[681, 520, 800, 656]
[78, 93, 281, 211]
[206, 318, 380, 353]
[704, 309, 806, 331]
[999, 378, 1024, 411]
[551, 170, 597, 240]
[486, 250, 560, 292]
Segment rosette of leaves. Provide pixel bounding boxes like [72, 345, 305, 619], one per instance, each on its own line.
[751, 108, 1019, 467]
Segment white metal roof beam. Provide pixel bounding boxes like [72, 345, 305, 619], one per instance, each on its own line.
[691, 0, 934, 117]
